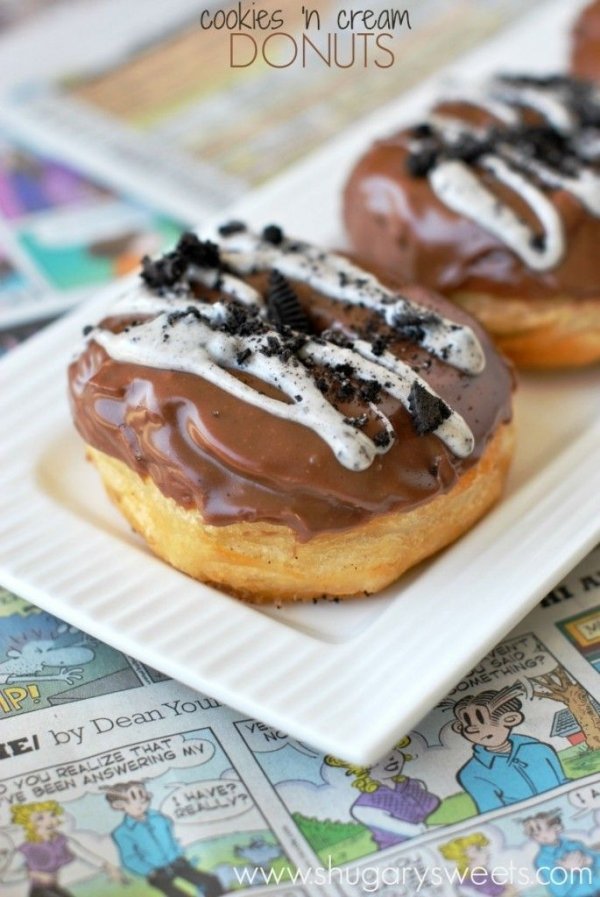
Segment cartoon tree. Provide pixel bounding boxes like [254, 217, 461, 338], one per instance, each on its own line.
[529, 665, 600, 750]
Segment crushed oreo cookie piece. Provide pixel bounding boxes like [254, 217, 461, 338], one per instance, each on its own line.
[266, 270, 311, 333]
[370, 334, 390, 357]
[141, 251, 186, 290]
[391, 310, 439, 346]
[343, 414, 368, 429]
[336, 380, 356, 402]
[166, 306, 203, 327]
[406, 146, 438, 178]
[373, 430, 392, 448]
[218, 301, 265, 338]
[218, 220, 247, 236]
[446, 133, 490, 165]
[262, 224, 284, 245]
[359, 379, 382, 404]
[413, 123, 434, 139]
[177, 233, 221, 269]
[141, 233, 222, 292]
[408, 382, 451, 435]
[530, 232, 546, 250]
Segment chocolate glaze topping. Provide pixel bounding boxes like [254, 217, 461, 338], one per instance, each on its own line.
[344, 74, 600, 298]
[571, 1, 600, 83]
[68, 227, 512, 540]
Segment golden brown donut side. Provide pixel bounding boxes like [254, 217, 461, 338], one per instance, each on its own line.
[448, 292, 600, 368]
[86, 418, 514, 603]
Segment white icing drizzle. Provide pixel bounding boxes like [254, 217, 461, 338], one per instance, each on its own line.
[95, 314, 378, 471]
[500, 144, 600, 216]
[489, 80, 575, 134]
[212, 230, 485, 374]
[301, 338, 474, 457]
[87, 231, 482, 471]
[430, 158, 564, 271]
[422, 76, 600, 270]
[190, 266, 263, 306]
[438, 78, 575, 133]
[93, 300, 474, 470]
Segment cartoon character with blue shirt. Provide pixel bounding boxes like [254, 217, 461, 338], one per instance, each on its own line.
[103, 781, 223, 897]
[451, 684, 568, 813]
[523, 810, 600, 897]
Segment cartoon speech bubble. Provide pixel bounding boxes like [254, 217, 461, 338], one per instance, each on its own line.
[569, 783, 600, 818]
[237, 720, 317, 757]
[448, 633, 559, 698]
[0, 733, 216, 821]
[161, 779, 252, 823]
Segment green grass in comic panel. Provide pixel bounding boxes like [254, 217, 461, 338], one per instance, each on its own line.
[0, 727, 295, 896]
[0, 588, 144, 717]
[233, 719, 438, 866]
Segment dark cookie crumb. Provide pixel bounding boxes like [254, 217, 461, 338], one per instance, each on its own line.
[218, 220, 247, 236]
[406, 147, 438, 178]
[359, 379, 382, 404]
[266, 270, 311, 334]
[530, 232, 546, 251]
[408, 382, 451, 435]
[373, 430, 392, 448]
[141, 232, 221, 292]
[262, 224, 284, 245]
[177, 233, 221, 269]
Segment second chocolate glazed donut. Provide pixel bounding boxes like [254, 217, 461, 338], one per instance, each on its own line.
[344, 75, 600, 368]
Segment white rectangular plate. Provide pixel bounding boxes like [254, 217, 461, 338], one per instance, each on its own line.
[0, 0, 598, 764]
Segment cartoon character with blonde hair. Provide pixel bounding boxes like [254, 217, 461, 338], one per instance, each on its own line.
[324, 737, 439, 850]
[1, 800, 124, 897]
[439, 832, 516, 896]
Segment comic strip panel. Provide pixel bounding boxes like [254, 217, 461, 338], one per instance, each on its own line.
[335, 779, 600, 896]
[235, 632, 600, 869]
[0, 589, 145, 719]
[0, 726, 295, 895]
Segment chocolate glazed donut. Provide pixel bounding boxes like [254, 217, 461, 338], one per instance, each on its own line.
[344, 75, 600, 368]
[69, 227, 514, 602]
